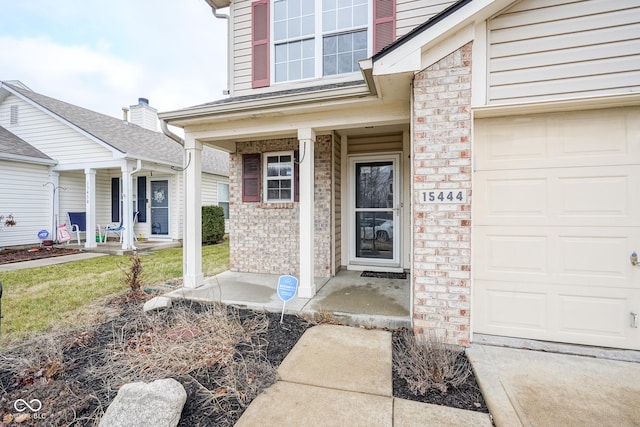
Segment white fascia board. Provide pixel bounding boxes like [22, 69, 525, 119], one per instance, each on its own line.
[0, 153, 56, 165]
[473, 92, 640, 119]
[160, 84, 371, 127]
[3, 86, 124, 157]
[187, 98, 409, 142]
[373, 0, 514, 76]
[53, 159, 127, 171]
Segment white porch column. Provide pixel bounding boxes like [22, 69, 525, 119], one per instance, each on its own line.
[183, 134, 203, 288]
[298, 128, 316, 298]
[84, 168, 97, 249]
[121, 164, 135, 251]
[48, 171, 60, 239]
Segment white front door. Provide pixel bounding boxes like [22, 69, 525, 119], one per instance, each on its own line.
[349, 154, 401, 268]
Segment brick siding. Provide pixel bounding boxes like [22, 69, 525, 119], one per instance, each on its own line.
[229, 136, 332, 278]
[412, 43, 473, 346]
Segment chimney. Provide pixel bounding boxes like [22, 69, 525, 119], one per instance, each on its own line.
[128, 97, 158, 131]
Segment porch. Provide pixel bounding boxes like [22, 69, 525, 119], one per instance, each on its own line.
[166, 269, 411, 329]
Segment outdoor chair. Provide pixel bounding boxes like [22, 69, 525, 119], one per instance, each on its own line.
[67, 212, 103, 245]
[104, 211, 139, 243]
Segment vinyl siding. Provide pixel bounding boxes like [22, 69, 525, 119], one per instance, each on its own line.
[488, 0, 640, 104]
[0, 96, 114, 163]
[0, 159, 51, 246]
[333, 135, 342, 272]
[396, 0, 455, 37]
[347, 133, 403, 154]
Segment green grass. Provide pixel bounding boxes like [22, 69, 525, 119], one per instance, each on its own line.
[0, 240, 229, 346]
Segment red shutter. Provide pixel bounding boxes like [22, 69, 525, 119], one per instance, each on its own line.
[294, 150, 300, 202]
[373, 0, 395, 54]
[242, 153, 261, 202]
[252, 0, 270, 88]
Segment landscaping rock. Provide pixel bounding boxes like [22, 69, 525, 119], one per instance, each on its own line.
[143, 296, 172, 312]
[98, 378, 186, 427]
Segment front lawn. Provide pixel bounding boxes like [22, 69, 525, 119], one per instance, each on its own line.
[0, 241, 229, 346]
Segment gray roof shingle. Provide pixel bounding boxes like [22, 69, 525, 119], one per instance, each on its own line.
[0, 125, 53, 162]
[2, 82, 228, 176]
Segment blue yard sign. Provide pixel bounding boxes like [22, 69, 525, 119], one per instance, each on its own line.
[277, 275, 298, 323]
[277, 275, 298, 302]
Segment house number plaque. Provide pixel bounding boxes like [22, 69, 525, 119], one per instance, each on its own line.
[420, 190, 468, 204]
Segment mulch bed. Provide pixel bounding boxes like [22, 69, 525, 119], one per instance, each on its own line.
[0, 247, 80, 265]
[0, 300, 488, 426]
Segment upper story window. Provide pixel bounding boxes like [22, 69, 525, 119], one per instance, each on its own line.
[272, 0, 369, 83]
[252, 0, 395, 88]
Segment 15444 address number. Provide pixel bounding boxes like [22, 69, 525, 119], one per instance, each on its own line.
[420, 190, 468, 204]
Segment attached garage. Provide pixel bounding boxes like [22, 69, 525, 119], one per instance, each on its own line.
[473, 107, 640, 350]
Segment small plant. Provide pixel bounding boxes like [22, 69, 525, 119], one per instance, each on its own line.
[0, 214, 16, 227]
[123, 251, 144, 293]
[393, 329, 471, 394]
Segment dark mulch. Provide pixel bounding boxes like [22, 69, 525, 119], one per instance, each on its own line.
[0, 246, 80, 265]
[0, 300, 488, 426]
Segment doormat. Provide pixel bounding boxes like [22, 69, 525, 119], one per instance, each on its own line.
[361, 271, 407, 279]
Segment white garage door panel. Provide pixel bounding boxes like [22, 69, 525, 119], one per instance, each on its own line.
[474, 107, 640, 349]
[483, 287, 548, 331]
[475, 108, 640, 171]
[476, 166, 640, 227]
[476, 280, 638, 347]
[475, 226, 637, 287]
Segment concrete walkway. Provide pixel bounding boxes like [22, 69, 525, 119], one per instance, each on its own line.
[236, 324, 493, 427]
[467, 344, 640, 427]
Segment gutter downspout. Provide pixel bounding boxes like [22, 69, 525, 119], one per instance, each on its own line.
[204, 0, 232, 96]
[161, 120, 184, 145]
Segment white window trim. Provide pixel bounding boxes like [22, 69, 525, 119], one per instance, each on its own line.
[217, 182, 230, 218]
[263, 150, 295, 202]
[270, 0, 372, 85]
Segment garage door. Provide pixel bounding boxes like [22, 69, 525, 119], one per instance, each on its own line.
[473, 107, 640, 350]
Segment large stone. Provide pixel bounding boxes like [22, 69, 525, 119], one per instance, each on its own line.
[99, 378, 186, 427]
[143, 296, 172, 312]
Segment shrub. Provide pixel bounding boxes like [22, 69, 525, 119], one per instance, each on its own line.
[202, 205, 225, 244]
[123, 251, 144, 293]
[393, 329, 471, 394]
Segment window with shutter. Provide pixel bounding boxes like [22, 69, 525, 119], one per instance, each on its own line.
[243, 153, 261, 202]
[373, 0, 395, 54]
[252, 0, 270, 88]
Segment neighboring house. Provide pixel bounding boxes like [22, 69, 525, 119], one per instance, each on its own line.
[160, 0, 640, 350]
[0, 81, 229, 250]
[0, 125, 56, 247]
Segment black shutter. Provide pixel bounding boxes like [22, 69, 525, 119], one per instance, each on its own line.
[137, 176, 147, 222]
[111, 178, 120, 222]
[242, 153, 261, 202]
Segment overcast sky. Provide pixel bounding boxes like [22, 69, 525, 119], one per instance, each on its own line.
[1, 0, 229, 120]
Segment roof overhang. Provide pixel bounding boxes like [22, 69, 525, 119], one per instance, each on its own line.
[361, 0, 516, 99]
[0, 152, 57, 165]
[160, 83, 373, 128]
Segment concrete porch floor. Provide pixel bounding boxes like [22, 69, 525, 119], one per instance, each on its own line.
[166, 270, 412, 329]
[65, 239, 182, 255]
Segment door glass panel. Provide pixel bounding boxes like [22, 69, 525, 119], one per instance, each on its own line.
[150, 180, 169, 236]
[354, 161, 394, 260]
